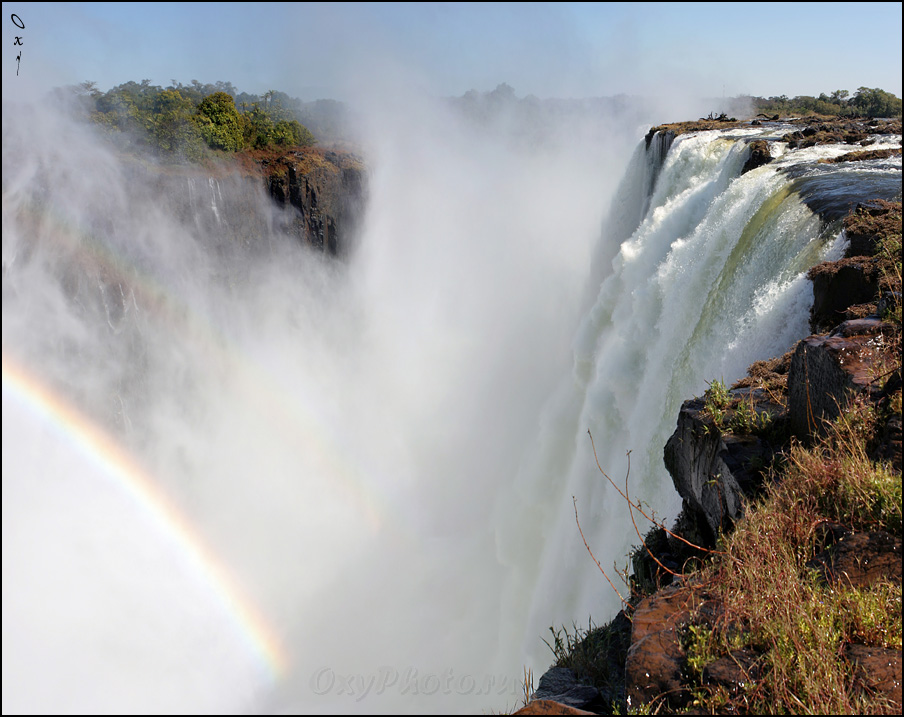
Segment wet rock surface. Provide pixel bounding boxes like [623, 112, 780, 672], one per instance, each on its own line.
[741, 139, 772, 174]
[263, 149, 366, 255]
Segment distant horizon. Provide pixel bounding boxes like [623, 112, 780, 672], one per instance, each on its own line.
[13, 76, 904, 112]
[3, 3, 901, 107]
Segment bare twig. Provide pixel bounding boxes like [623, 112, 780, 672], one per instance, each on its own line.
[865, 362, 902, 387]
[804, 346, 816, 435]
[573, 496, 628, 606]
[622, 451, 682, 579]
[587, 429, 722, 555]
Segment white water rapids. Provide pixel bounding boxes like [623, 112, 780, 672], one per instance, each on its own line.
[3, 98, 900, 714]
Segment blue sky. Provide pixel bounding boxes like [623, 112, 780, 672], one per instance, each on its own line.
[3, 2, 902, 103]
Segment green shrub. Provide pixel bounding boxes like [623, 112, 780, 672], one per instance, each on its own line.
[194, 91, 244, 151]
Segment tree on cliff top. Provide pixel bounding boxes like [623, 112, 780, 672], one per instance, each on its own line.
[153, 89, 205, 159]
[194, 91, 244, 152]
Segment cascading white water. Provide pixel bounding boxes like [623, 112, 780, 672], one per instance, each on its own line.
[3, 94, 900, 715]
[497, 125, 902, 670]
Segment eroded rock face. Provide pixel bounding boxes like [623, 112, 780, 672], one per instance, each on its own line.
[808, 258, 881, 332]
[265, 150, 366, 255]
[741, 139, 772, 174]
[788, 318, 893, 438]
[663, 390, 780, 542]
[663, 401, 746, 542]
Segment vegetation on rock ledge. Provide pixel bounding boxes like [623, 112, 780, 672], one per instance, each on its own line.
[58, 79, 331, 162]
[538, 198, 902, 715]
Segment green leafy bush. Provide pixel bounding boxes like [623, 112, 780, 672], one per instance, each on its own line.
[194, 91, 244, 152]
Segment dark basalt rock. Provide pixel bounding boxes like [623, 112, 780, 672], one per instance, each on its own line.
[843, 200, 903, 257]
[808, 258, 881, 332]
[780, 117, 901, 149]
[663, 388, 783, 544]
[820, 147, 902, 164]
[624, 585, 696, 711]
[702, 649, 763, 697]
[530, 668, 604, 712]
[741, 139, 772, 174]
[788, 318, 893, 438]
[663, 398, 746, 543]
[264, 150, 366, 256]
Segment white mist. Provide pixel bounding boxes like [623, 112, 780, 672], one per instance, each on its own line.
[2, 95, 637, 714]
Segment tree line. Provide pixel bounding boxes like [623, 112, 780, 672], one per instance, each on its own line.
[57, 79, 332, 161]
[744, 87, 902, 119]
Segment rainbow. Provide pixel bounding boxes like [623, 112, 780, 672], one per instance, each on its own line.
[2, 352, 290, 681]
[3, 196, 388, 539]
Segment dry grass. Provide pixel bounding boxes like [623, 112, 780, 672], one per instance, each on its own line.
[681, 398, 902, 714]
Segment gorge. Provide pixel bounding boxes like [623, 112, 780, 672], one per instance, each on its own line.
[2, 97, 901, 715]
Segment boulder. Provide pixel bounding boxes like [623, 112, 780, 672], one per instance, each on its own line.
[624, 585, 696, 710]
[844, 645, 903, 714]
[742, 140, 772, 174]
[663, 390, 780, 542]
[808, 258, 881, 332]
[530, 668, 602, 712]
[808, 530, 902, 588]
[702, 648, 763, 697]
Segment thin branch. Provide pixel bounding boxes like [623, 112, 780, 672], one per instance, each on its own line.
[587, 429, 722, 555]
[623, 451, 682, 578]
[865, 362, 902, 387]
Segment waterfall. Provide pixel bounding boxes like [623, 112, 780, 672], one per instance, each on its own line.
[638, 129, 675, 224]
[2, 96, 901, 715]
[500, 124, 902, 670]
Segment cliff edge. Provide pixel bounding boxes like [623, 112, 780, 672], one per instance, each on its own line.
[521, 126, 902, 716]
[237, 146, 367, 256]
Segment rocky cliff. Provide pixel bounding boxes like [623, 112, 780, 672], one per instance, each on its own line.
[242, 147, 367, 256]
[666, 199, 902, 538]
[521, 121, 902, 715]
[120, 146, 367, 258]
[630, 201, 901, 716]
